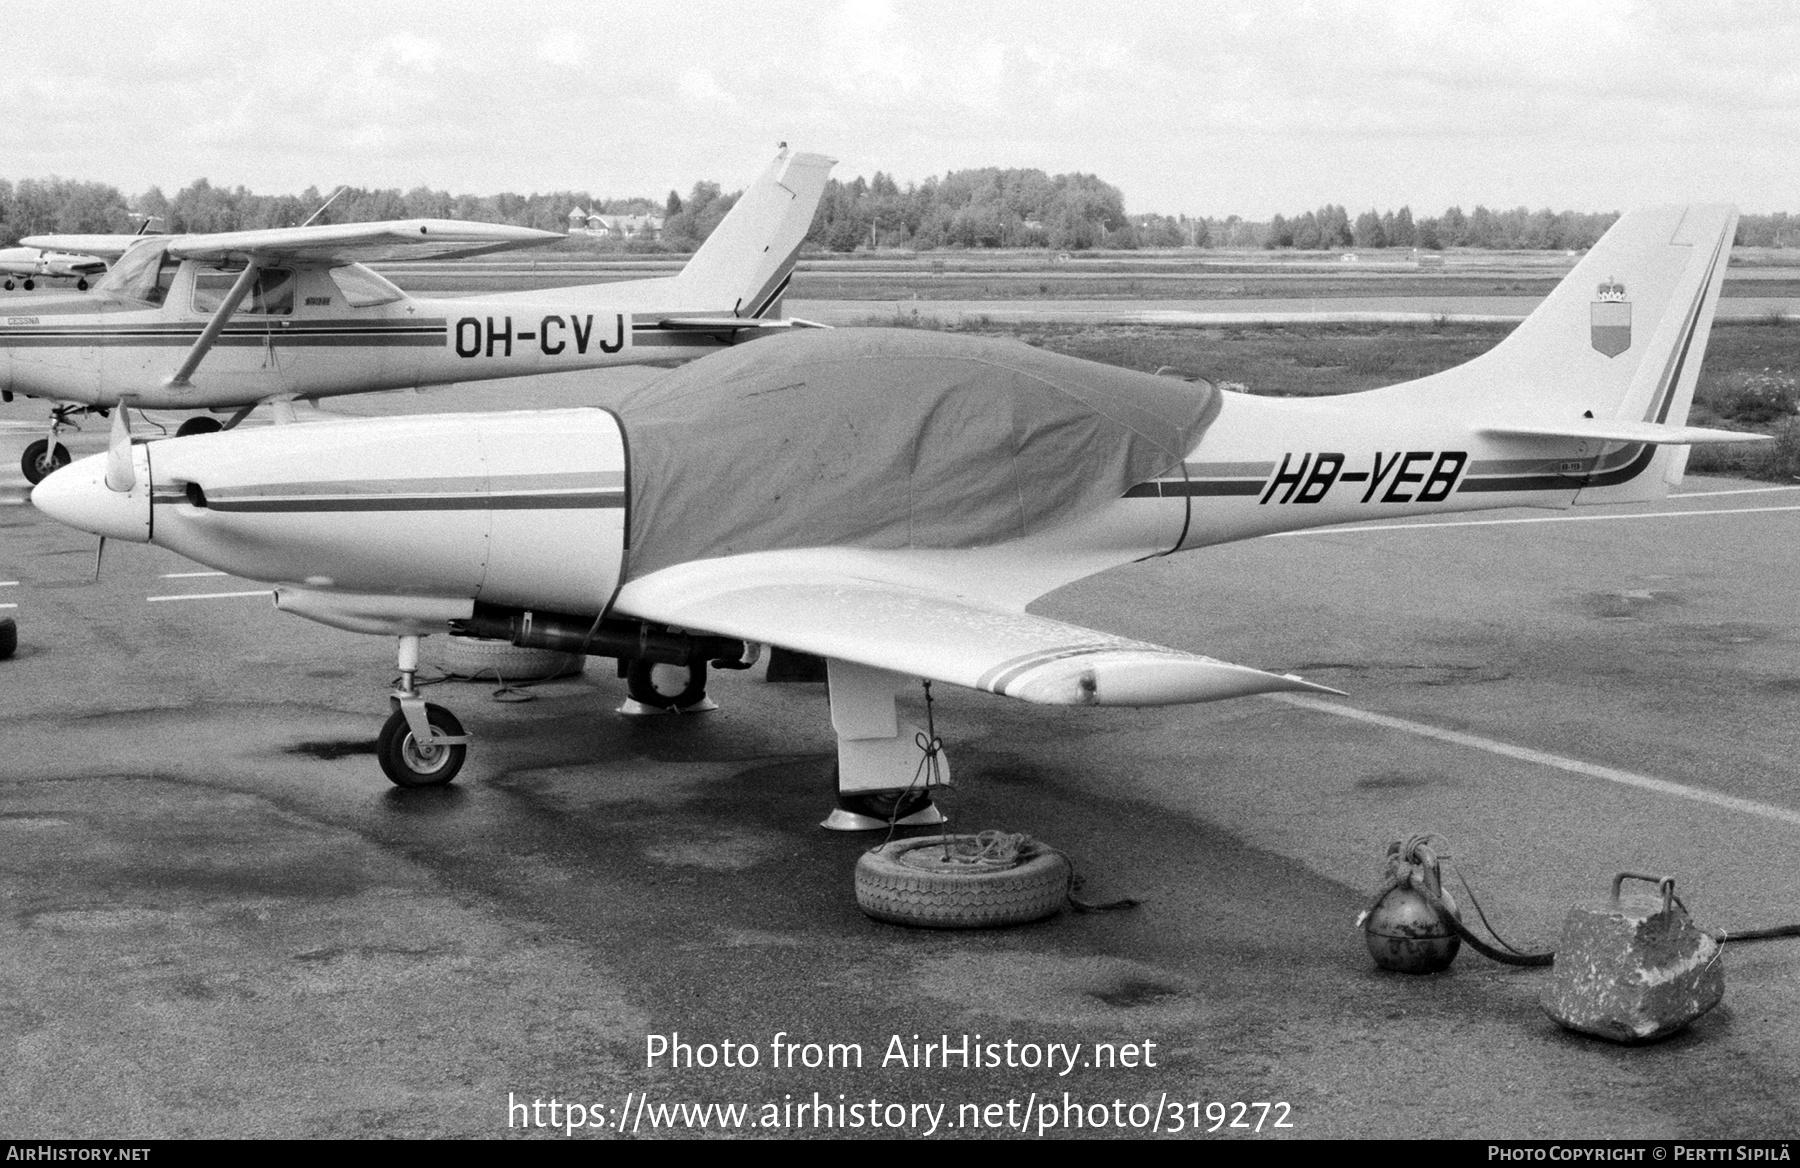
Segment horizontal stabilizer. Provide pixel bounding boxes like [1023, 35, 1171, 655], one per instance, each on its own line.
[653, 317, 830, 333]
[614, 563, 1341, 707]
[1477, 418, 1769, 445]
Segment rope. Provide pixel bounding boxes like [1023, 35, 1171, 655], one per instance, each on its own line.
[875, 680, 947, 850]
[1358, 834, 1554, 967]
[1363, 833, 1800, 968]
[869, 681, 1138, 913]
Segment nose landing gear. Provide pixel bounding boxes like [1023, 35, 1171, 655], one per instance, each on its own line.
[20, 438, 71, 484]
[378, 635, 470, 788]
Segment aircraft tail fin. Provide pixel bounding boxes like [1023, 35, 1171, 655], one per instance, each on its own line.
[1412, 204, 1738, 502]
[673, 148, 835, 318]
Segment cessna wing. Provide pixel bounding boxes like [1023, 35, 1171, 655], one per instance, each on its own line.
[113, 219, 562, 387]
[160, 219, 563, 265]
[613, 553, 1338, 707]
[24, 220, 561, 267]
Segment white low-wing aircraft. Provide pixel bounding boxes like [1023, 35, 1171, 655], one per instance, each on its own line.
[34, 205, 1752, 828]
[3, 147, 835, 482]
[0, 245, 109, 292]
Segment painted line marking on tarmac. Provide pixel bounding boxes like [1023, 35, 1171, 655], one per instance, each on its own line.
[145, 590, 270, 603]
[0, 603, 14, 609]
[1268, 503, 1800, 537]
[1266, 693, 1800, 828]
[159, 571, 226, 578]
[1670, 485, 1800, 498]
[0, 581, 16, 586]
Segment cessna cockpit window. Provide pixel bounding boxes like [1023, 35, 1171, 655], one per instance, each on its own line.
[93, 241, 178, 306]
[328, 264, 405, 308]
[192, 267, 296, 315]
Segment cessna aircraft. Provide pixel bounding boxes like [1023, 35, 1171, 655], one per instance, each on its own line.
[0, 245, 108, 291]
[33, 205, 1750, 829]
[4, 146, 835, 482]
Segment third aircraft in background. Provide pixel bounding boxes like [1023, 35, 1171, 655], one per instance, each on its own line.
[4, 147, 835, 481]
[0, 245, 108, 292]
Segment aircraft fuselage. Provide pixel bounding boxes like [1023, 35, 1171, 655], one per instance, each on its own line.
[0, 258, 732, 410]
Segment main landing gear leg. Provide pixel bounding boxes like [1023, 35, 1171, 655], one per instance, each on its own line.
[377, 634, 471, 788]
[819, 659, 949, 832]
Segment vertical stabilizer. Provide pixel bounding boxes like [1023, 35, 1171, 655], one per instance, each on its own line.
[1398, 205, 1737, 505]
[673, 148, 835, 318]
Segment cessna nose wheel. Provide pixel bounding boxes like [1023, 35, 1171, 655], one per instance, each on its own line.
[20, 440, 71, 484]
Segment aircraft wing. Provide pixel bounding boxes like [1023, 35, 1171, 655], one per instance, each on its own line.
[30, 221, 562, 265]
[163, 220, 563, 264]
[613, 557, 1339, 707]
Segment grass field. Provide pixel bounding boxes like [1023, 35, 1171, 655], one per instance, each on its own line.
[933, 318, 1800, 479]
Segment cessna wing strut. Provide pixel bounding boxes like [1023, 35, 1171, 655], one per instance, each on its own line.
[156, 221, 562, 388]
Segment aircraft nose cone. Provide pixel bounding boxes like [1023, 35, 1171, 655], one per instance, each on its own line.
[32, 452, 152, 543]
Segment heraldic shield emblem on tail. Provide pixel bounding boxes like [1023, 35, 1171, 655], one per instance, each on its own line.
[1591, 278, 1631, 357]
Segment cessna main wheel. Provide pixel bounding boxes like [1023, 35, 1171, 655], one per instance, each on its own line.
[20, 440, 71, 484]
[175, 416, 222, 437]
[76, 279, 88, 291]
[377, 704, 467, 788]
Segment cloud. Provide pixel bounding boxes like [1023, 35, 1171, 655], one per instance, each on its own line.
[536, 33, 591, 68]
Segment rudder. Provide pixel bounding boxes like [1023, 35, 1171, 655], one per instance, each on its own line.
[673, 147, 836, 318]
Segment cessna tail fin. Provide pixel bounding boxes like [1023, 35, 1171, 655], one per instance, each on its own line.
[1412, 204, 1739, 501]
[672, 148, 835, 318]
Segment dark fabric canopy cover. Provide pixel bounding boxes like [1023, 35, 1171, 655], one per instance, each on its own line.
[616, 328, 1220, 580]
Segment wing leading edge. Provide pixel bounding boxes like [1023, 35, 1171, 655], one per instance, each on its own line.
[26, 220, 562, 266]
[614, 561, 1339, 707]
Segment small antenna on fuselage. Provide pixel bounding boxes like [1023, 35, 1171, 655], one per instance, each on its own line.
[300, 186, 349, 228]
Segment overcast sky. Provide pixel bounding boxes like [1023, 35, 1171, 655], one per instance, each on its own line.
[4, 0, 1797, 217]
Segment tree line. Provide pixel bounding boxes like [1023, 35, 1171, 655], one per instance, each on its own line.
[1, 173, 1794, 253]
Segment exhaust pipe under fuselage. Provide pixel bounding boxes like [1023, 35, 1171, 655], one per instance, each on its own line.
[453, 602, 753, 669]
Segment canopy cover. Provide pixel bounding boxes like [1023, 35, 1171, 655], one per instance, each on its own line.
[616, 328, 1220, 580]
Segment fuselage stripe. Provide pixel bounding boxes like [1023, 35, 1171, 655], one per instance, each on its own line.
[198, 492, 625, 514]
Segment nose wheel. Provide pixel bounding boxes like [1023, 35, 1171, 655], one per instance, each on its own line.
[21, 439, 71, 484]
[378, 703, 467, 787]
[378, 635, 471, 788]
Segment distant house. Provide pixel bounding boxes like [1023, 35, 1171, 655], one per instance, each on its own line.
[568, 209, 665, 239]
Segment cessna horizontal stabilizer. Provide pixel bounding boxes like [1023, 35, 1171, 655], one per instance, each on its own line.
[653, 317, 829, 333]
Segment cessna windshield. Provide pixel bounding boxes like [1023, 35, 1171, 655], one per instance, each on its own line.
[92, 240, 178, 306]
